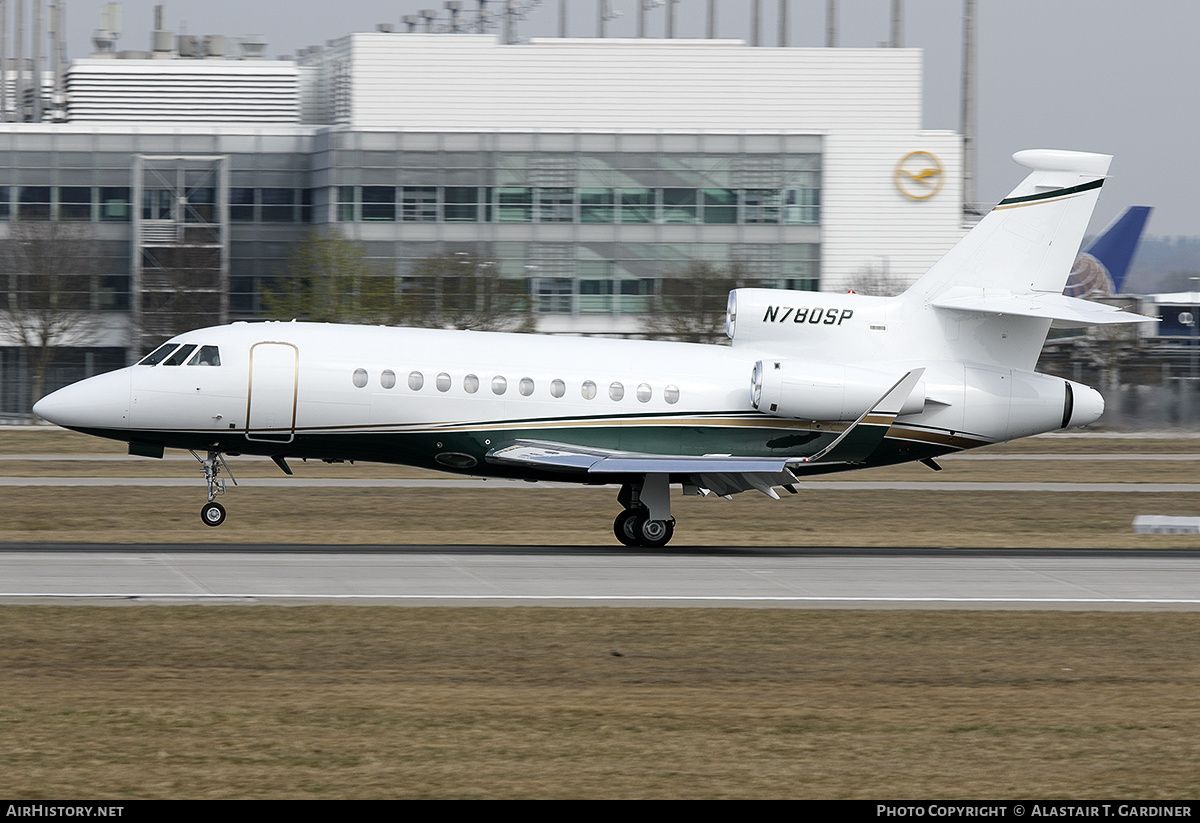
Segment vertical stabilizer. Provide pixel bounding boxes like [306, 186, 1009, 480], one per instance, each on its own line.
[1065, 205, 1152, 297]
[907, 150, 1112, 304]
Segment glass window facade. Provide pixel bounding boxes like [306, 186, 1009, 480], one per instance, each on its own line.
[332, 181, 820, 226]
[0, 129, 822, 333]
[230, 187, 255, 222]
[261, 188, 296, 222]
[18, 186, 51, 220]
[58, 187, 93, 221]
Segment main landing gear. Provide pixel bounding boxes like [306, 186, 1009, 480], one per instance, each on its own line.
[191, 449, 237, 527]
[613, 508, 674, 548]
[613, 475, 675, 548]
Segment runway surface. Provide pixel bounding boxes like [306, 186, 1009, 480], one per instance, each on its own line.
[3, 544, 1200, 609]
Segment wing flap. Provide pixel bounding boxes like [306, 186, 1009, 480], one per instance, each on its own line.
[590, 455, 794, 474]
[696, 471, 798, 498]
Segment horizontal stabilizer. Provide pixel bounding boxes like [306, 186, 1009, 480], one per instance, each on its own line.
[931, 288, 1154, 328]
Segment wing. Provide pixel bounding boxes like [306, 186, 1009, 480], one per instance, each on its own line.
[487, 369, 927, 499]
[486, 440, 799, 498]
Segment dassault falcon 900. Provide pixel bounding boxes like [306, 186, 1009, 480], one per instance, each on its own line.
[33, 150, 1150, 547]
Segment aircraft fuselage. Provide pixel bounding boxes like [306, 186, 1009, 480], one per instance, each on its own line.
[37, 319, 1093, 480]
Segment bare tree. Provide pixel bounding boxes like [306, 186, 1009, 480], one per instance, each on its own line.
[652, 260, 751, 344]
[138, 244, 224, 344]
[262, 227, 398, 324]
[0, 222, 103, 402]
[846, 260, 907, 296]
[403, 252, 534, 332]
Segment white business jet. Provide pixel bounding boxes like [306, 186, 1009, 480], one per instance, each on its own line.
[33, 150, 1150, 547]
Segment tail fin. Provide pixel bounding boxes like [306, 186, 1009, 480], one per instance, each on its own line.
[895, 150, 1132, 372]
[906, 149, 1112, 304]
[1065, 205, 1152, 297]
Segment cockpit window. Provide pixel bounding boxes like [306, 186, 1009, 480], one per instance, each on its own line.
[162, 344, 198, 366]
[186, 345, 221, 366]
[138, 343, 180, 366]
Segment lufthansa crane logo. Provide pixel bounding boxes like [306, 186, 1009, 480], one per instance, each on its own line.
[894, 151, 944, 200]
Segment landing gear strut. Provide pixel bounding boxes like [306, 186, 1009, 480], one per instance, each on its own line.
[614, 476, 675, 548]
[191, 449, 237, 527]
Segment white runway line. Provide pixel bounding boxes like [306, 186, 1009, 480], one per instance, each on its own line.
[4, 592, 1200, 604]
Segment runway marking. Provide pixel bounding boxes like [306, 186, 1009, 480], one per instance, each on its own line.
[4, 592, 1200, 606]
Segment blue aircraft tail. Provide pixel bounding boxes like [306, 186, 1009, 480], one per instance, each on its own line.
[1064, 206, 1152, 297]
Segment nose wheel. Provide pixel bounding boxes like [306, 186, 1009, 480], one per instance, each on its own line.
[191, 449, 237, 527]
[201, 501, 227, 527]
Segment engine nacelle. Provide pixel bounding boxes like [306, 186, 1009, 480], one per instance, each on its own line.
[997, 371, 1105, 439]
[751, 360, 925, 421]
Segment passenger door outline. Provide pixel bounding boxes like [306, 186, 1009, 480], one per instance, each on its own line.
[245, 341, 299, 443]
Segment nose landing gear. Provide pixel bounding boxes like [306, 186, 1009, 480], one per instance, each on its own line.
[191, 449, 237, 527]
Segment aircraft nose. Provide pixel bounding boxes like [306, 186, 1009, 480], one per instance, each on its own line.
[33, 368, 132, 430]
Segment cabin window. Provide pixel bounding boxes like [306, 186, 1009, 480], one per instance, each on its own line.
[408, 371, 424, 391]
[664, 385, 680, 404]
[609, 382, 624, 401]
[381, 369, 396, 389]
[162, 344, 197, 366]
[519, 377, 534, 396]
[492, 376, 507, 395]
[550, 379, 566, 398]
[463, 374, 480, 394]
[138, 343, 179, 365]
[186, 346, 221, 366]
[353, 368, 368, 388]
[581, 380, 597, 400]
[636, 383, 652, 403]
[436, 373, 451, 392]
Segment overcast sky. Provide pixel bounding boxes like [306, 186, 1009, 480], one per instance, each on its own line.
[57, 0, 1200, 238]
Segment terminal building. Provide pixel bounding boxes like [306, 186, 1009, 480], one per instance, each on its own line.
[0, 24, 970, 416]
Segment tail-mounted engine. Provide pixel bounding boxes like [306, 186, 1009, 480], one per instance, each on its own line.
[752, 359, 926, 421]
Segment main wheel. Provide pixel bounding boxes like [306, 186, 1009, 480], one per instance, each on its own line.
[635, 514, 675, 549]
[613, 509, 640, 547]
[201, 501, 227, 527]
